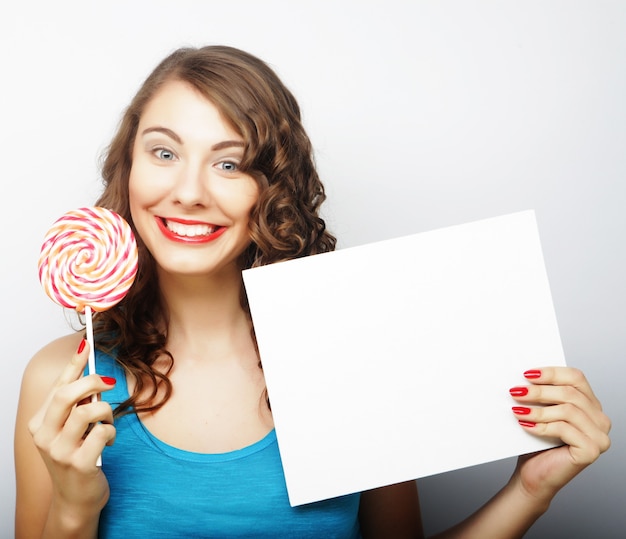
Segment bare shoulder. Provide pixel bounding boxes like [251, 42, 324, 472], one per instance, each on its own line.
[25, 333, 83, 374]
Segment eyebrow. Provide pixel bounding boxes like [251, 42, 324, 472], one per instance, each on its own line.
[211, 140, 245, 151]
[140, 127, 245, 151]
[141, 126, 182, 144]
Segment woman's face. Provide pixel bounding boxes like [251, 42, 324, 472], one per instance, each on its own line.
[129, 79, 259, 279]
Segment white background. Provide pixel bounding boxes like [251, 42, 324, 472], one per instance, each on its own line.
[2, 1, 624, 537]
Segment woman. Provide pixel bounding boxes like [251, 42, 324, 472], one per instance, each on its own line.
[15, 45, 610, 538]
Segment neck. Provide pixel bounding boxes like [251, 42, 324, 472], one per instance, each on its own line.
[157, 268, 253, 359]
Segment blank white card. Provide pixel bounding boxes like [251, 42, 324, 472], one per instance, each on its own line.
[243, 211, 565, 506]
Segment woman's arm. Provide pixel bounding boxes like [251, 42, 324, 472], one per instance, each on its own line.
[359, 480, 425, 538]
[14, 334, 116, 539]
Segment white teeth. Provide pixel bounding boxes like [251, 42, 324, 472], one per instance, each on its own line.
[165, 220, 215, 237]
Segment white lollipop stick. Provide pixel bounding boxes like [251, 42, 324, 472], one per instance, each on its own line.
[85, 305, 97, 378]
[85, 305, 102, 467]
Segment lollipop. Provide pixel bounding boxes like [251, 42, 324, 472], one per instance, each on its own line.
[38, 207, 138, 315]
[38, 207, 138, 463]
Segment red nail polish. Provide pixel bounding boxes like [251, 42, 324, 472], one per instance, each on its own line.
[77, 339, 86, 354]
[524, 369, 542, 379]
[100, 376, 116, 386]
[509, 386, 529, 397]
[518, 420, 536, 428]
[512, 406, 531, 415]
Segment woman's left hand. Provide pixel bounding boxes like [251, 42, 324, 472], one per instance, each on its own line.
[509, 366, 611, 505]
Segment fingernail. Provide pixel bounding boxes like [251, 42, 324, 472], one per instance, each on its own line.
[100, 376, 116, 385]
[509, 386, 529, 397]
[518, 420, 536, 428]
[524, 369, 542, 379]
[512, 406, 531, 415]
[77, 339, 86, 354]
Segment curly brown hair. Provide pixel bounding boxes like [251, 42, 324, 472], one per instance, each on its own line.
[93, 45, 336, 416]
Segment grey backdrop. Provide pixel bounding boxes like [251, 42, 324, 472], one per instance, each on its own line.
[2, 1, 624, 537]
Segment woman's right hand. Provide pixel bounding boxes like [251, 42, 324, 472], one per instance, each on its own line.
[19, 338, 116, 535]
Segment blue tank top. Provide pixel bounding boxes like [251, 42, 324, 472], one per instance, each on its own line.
[96, 350, 362, 538]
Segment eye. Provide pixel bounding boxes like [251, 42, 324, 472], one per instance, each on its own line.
[154, 147, 176, 161]
[217, 160, 239, 172]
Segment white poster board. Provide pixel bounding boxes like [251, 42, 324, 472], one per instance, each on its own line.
[243, 211, 565, 506]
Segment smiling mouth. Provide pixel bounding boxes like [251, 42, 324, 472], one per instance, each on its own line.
[158, 217, 226, 243]
[164, 219, 218, 237]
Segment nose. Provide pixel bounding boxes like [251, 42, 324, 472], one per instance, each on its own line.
[171, 162, 208, 208]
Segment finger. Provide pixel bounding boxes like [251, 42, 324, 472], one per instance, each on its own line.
[55, 338, 90, 387]
[516, 417, 610, 466]
[522, 367, 603, 410]
[509, 383, 609, 431]
[49, 401, 114, 466]
[49, 421, 116, 473]
[509, 386, 608, 436]
[512, 402, 611, 450]
[35, 375, 116, 446]
[510, 382, 588, 407]
[82, 422, 116, 458]
[63, 400, 114, 444]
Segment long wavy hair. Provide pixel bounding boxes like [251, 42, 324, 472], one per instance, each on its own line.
[94, 45, 336, 416]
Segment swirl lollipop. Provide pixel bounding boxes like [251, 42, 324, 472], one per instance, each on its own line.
[38, 207, 138, 463]
[38, 206, 138, 314]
